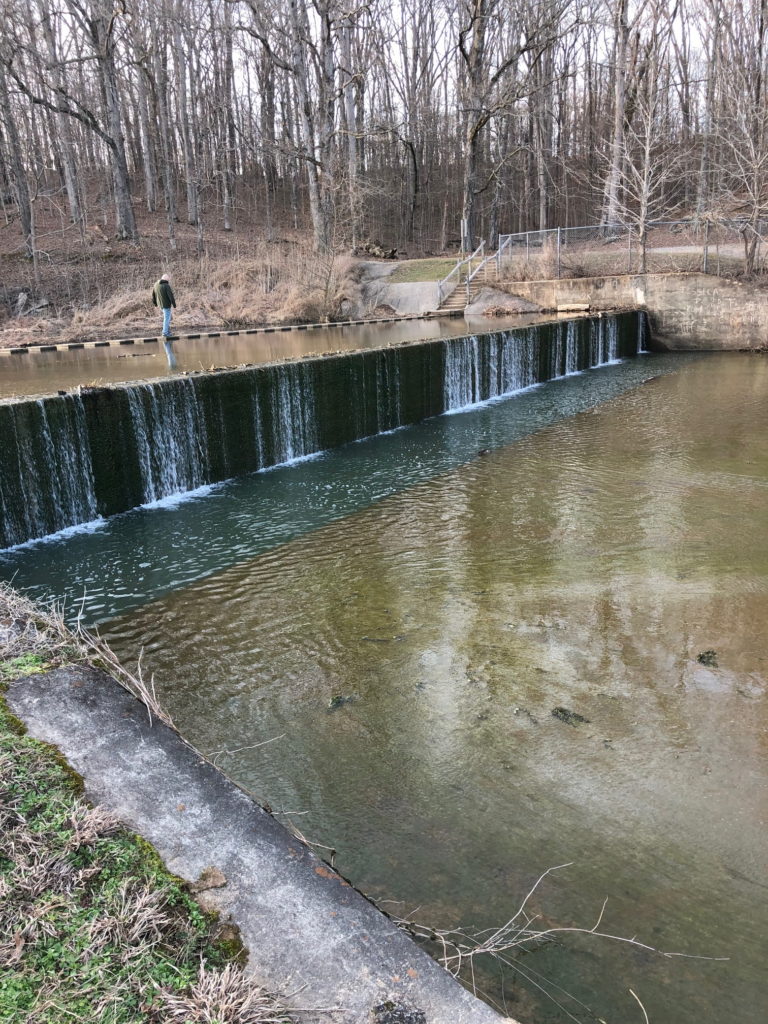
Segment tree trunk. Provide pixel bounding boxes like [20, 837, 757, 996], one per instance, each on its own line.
[172, 1, 198, 225]
[0, 66, 33, 257]
[602, 0, 629, 226]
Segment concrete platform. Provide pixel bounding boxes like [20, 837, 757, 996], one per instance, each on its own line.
[7, 666, 514, 1024]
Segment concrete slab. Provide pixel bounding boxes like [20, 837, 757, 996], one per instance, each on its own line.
[7, 666, 513, 1024]
[464, 288, 542, 316]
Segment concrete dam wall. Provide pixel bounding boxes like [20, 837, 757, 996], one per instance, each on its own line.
[0, 312, 646, 549]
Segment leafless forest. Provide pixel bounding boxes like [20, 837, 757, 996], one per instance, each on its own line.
[0, 1, 766, 297]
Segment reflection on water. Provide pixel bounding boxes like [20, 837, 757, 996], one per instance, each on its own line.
[0, 314, 537, 399]
[96, 354, 768, 1023]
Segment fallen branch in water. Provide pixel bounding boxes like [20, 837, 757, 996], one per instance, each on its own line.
[389, 863, 729, 976]
[630, 988, 650, 1024]
[383, 863, 728, 1021]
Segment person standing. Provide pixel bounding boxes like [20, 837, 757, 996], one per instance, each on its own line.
[151, 273, 176, 338]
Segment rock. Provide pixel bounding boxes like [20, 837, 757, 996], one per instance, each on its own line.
[551, 706, 590, 726]
[697, 649, 718, 667]
[354, 240, 398, 259]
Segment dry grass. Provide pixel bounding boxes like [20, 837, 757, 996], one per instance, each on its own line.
[0, 243, 372, 348]
[153, 963, 292, 1023]
[497, 247, 752, 282]
[0, 581, 172, 728]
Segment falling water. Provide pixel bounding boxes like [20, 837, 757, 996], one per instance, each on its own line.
[125, 380, 209, 502]
[0, 313, 646, 549]
[0, 396, 98, 548]
[442, 316, 628, 412]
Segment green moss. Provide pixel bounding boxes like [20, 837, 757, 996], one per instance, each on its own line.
[552, 706, 591, 726]
[697, 649, 718, 667]
[0, 652, 50, 681]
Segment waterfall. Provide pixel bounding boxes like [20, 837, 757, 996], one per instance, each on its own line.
[270, 363, 318, 463]
[604, 316, 619, 362]
[0, 396, 98, 548]
[565, 320, 579, 375]
[638, 312, 649, 353]
[0, 312, 647, 549]
[444, 335, 481, 409]
[440, 313, 641, 414]
[125, 379, 208, 503]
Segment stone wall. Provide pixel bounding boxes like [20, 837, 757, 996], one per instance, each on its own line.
[505, 273, 768, 350]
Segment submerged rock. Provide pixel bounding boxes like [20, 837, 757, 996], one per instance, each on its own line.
[328, 693, 358, 711]
[697, 649, 718, 667]
[551, 706, 590, 726]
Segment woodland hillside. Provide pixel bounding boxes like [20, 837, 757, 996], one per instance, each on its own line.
[1, 0, 767, 332]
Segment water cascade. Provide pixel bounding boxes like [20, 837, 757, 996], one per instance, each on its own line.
[0, 313, 645, 549]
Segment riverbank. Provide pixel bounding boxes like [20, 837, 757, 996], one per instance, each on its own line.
[0, 250, 377, 351]
[0, 584, 295, 1024]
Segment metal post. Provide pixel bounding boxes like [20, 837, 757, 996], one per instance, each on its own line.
[526, 232, 530, 263]
[557, 227, 561, 278]
[627, 228, 632, 274]
[703, 220, 709, 274]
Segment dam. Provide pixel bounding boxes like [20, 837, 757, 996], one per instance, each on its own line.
[1, 311, 766, 1024]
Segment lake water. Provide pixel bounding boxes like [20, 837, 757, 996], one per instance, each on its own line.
[3, 351, 766, 1023]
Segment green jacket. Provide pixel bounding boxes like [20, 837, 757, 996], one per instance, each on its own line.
[152, 279, 176, 309]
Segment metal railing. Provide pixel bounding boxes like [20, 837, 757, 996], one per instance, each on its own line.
[466, 241, 497, 300]
[437, 240, 485, 306]
[462, 239, 487, 299]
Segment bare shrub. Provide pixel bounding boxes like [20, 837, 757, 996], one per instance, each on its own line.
[334, 255, 367, 284]
[275, 287, 326, 324]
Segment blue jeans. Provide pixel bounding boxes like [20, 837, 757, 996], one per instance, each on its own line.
[162, 307, 172, 337]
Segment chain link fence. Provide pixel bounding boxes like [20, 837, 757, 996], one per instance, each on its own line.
[496, 220, 768, 281]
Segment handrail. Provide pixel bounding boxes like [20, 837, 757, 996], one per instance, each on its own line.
[437, 241, 485, 307]
[436, 260, 462, 307]
[467, 241, 496, 299]
[496, 234, 512, 273]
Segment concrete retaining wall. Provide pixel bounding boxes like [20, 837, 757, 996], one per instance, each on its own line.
[7, 666, 511, 1024]
[505, 273, 768, 350]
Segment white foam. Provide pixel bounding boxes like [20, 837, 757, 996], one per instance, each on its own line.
[1, 517, 106, 553]
[139, 481, 224, 510]
[261, 449, 327, 472]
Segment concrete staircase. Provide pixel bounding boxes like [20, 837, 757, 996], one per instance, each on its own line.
[438, 262, 497, 311]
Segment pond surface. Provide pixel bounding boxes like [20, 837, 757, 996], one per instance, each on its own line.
[0, 314, 531, 399]
[4, 352, 767, 1023]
